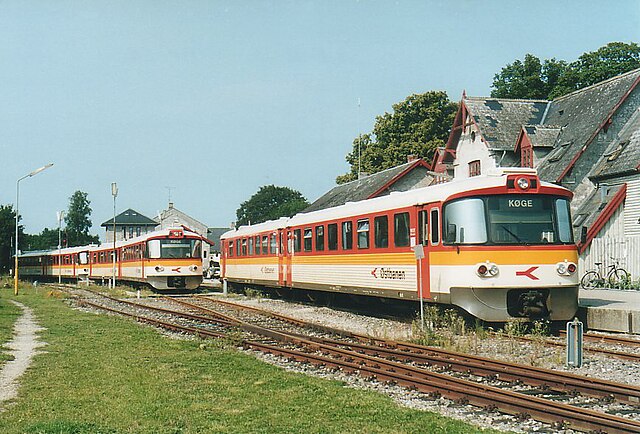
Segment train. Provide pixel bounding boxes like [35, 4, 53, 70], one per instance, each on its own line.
[220, 169, 580, 322]
[18, 227, 204, 290]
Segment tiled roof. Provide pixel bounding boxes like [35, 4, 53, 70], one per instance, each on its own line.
[304, 160, 435, 212]
[523, 125, 561, 148]
[538, 68, 640, 182]
[101, 208, 158, 227]
[591, 109, 640, 180]
[465, 97, 548, 151]
[572, 184, 625, 238]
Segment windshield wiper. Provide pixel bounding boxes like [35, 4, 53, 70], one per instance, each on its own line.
[500, 225, 523, 243]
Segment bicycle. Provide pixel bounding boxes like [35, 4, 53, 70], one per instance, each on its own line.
[580, 258, 630, 289]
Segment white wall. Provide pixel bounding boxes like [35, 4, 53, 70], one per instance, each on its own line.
[453, 121, 497, 180]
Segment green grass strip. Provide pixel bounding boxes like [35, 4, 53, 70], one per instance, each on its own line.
[0, 287, 497, 434]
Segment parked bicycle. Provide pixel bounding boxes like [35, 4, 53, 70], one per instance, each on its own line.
[580, 258, 630, 289]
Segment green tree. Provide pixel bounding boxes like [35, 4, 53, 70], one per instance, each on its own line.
[491, 42, 640, 100]
[64, 191, 100, 247]
[236, 185, 309, 227]
[0, 205, 25, 273]
[24, 228, 60, 251]
[337, 91, 457, 184]
[491, 54, 567, 99]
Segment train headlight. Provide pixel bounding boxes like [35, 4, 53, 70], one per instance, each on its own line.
[189, 265, 198, 272]
[556, 261, 577, 276]
[477, 262, 498, 278]
[488, 264, 499, 276]
[155, 266, 164, 272]
[517, 177, 530, 190]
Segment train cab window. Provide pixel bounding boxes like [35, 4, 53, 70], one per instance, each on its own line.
[315, 225, 324, 251]
[430, 208, 440, 245]
[270, 234, 277, 254]
[394, 212, 410, 247]
[327, 223, 338, 250]
[255, 236, 261, 255]
[374, 216, 388, 248]
[303, 228, 312, 252]
[262, 235, 269, 254]
[357, 219, 370, 249]
[248, 237, 254, 256]
[341, 221, 353, 250]
[294, 229, 301, 252]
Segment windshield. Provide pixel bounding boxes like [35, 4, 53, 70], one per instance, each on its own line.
[443, 195, 573, 245]
[148, 238, 201, 259]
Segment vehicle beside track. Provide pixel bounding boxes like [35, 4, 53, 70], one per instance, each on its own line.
[221, 169, 580, 322]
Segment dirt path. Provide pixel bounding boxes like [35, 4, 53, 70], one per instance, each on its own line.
[0, 301, 46, 410]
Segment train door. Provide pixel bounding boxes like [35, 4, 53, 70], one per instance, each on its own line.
[277, 230, 284, 286]
[285, 228, 294, 287]
[416, 204, 440, 300]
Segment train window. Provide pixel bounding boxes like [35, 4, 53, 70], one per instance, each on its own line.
[236, 240, 241, 256]
[241, 239, 247, 256]
[255, 236, 261, 255]
[262, 235, 269, 254]
[394, 213, 410, 247]
[294, 229, 301, 252]
[248, 237, 254, 256]
[430, 209, 440, 245]
[418, 211, 429, 245]
[270, 234, 277, 254]
[228, 241, 234, 257]
[315, 225, 324, 251]
[341, 221, 353, 250]
[374, 216, 388, 248]
[555, 199, 573, 243]
[303, 228, 312, 252]
[327, 223, 338, 250]
[192, 240, 202, 258]
[148, 240, 161, 258]
[357, 219, 369, 249]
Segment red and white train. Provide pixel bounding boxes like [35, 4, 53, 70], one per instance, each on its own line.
[221, 169, 579, 322]
[18, 227, 204, 290]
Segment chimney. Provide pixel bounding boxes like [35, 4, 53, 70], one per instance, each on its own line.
[168, 202, 174, 209]
[407, 155, 418, 163]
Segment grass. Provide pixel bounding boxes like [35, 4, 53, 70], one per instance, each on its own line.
[0, 285, 496, 434]
[0, 285, 21, 365]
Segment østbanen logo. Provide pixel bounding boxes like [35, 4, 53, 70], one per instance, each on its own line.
[371, 267, 406, 280]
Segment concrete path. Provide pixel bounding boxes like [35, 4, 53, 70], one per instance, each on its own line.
[0, 301, 46, 410]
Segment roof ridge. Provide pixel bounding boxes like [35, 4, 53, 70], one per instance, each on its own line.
[465, 96, 550, 103]
[552, 67, 640, 103]
[335, 160, 416, 188]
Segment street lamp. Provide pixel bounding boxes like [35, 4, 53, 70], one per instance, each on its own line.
[15, 163, 54, 295]
[111, 182, 118, 289]
[57, 210, 64, 284]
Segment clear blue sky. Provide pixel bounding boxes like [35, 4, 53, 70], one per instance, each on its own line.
[2, 0, 639, 240]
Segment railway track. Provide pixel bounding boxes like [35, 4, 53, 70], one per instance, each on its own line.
[65, 287, 640, 433]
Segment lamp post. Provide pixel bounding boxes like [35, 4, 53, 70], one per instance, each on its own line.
[111, 182, 118, 289]
[15, 163, 54, 296]
[57, 210, 64, 284]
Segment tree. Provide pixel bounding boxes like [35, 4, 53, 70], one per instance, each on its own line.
[491, 42, 640, 100]
[24, 228, 60, 251]
[0, 205, 25, 273]
[64, 191, 99, 247]
[337, 91, 458, 184]
[491, 54, 567, 99]
[236, 185, 309, 227]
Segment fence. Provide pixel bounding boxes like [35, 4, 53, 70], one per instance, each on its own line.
[579, 236, 640, 281]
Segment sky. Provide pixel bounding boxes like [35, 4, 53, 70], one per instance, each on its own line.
[2, 0, 639, 242]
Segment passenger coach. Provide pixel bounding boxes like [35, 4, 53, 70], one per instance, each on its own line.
[18, 227, 204, 290]
[221, 169, 579, 322]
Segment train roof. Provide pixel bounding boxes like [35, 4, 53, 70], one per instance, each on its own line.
[19, 227, 203, 257]
[221, 169, 569, 240]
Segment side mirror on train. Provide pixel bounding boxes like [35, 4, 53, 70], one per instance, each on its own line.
[580, 226, 587, 245]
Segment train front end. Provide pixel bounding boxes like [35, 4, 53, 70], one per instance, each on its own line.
[145, 229, 203, 290]
[434, 171, 579, 322]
